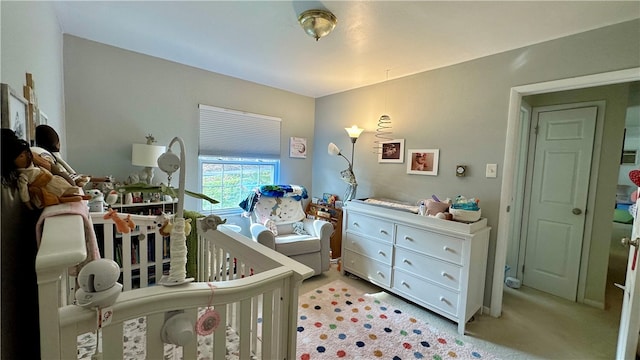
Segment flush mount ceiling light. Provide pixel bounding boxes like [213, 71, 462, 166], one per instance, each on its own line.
[298, 9, 337, 41]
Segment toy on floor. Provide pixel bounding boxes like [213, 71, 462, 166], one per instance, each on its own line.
[103, 208, 136, 233]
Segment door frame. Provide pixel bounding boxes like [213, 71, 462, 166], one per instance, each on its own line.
[518, 102, 604, 302]
[490, 67, 640, 317]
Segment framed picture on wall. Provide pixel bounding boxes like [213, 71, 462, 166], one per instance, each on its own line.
[378, 139, 405, 163]
[289, 137, 307, 158]
[38, 110, 48, 126]
[1, 83, 30, 142]
[406, 149, 439, 175]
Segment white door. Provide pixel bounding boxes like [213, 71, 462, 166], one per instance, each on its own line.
[616, 189, 640, 359]
[522, 106, 597, 301]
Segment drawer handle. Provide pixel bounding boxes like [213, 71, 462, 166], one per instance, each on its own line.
[443, 246, 453, 252]
[441, 271, 449, 278]
[378, 250, 385, 256]
[380, 229, 388, 235]
[439, 296, 451, 305]
[352, 222, 360, 227]
[401, 281, 409, 287]
[404, 236, 414, 242]
[376, 271, 384, 277]
[403, 258, 412, 265]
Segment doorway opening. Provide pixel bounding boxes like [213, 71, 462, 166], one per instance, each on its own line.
[491, 67, 640, 317]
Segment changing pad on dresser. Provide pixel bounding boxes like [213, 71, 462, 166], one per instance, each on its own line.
[356, 198, 420, 214]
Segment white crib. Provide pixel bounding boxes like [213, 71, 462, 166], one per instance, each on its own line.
[36, 213, 313, 359]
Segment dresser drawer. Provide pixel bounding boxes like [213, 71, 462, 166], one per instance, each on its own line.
[392, 268, 459, 318]
[395, 247, 462, 291]
[395, 225, 463, 265]
[343, 249, 392, 288]
[345, 212, 394, 243]
[344, 233, 393, 265]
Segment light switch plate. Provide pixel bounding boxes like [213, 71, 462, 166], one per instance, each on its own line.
[486, 163, 497, 178]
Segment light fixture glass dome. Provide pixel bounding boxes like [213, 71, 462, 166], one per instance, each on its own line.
[298, 9, 337, 41]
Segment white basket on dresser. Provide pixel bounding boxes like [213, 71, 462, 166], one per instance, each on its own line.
[341, 199, 491, 335]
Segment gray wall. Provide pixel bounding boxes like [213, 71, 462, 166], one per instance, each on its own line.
[63, 35, 316, 224]
[312, 20, 640, 306]
[1, 2, 65, 358]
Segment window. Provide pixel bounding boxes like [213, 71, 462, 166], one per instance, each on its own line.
[199, 157, 279, 214]
[198, 105, 281, 213]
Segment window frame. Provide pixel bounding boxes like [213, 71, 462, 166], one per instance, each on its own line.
[198, 156, 280, 215]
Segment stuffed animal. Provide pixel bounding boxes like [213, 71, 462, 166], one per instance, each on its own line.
[154, 213, 193, 236]
[104, 209, 135, 233]
[86, 189, 107, 213]
[200, 214, 227, 232]
[5, 138, 90, 210]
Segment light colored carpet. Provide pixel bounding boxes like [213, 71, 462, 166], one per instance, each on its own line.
[303, 259, 627, 360]
[297, 279, 497, 359]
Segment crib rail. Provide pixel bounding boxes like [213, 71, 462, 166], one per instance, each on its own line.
[37, 215, 314, 360]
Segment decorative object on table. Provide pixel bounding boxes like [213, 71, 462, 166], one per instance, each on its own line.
[86, 189, 107, 213]
[322, 192, 338, 206]
[406, 149, 439, 176]
[1, 83, 30, 142]
[289, 136, 307, 158]
[449, 195, 481, 222]
[378, 139, 405, 163]
[328, 125, 364, 201]
[298, 8, 337, 41]
[131, 134, 165, 185]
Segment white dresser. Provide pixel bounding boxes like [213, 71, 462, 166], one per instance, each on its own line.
[341, 200, 491, 334]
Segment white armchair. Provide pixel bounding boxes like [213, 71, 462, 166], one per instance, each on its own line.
[241, 186, 332, 276]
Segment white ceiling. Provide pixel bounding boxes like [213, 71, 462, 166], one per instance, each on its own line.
[52, 1, 640, 98]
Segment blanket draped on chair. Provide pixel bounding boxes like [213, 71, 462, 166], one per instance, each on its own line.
[239, 184, 308, 212]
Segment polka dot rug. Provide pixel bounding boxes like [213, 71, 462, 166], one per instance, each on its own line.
[297, 279, 498, 360]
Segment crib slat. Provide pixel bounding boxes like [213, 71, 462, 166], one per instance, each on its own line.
[261, 290, 274, 358]
[102, 320, 124, 359]
[213, 305, 228, 359]
[138, 225, 148, 288]
[251, 294, 259, 355]
[182, 308, 198, 359]
[147, 313, 165, 359]
[239, 298, 252, 358]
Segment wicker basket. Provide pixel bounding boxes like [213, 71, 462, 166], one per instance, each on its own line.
[449, 208, 481, 222]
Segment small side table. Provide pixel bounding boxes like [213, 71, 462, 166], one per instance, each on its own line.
[306, 203, 343, 259]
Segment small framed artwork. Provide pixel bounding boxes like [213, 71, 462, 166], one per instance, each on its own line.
[38, 110, 48, 126]
[1, 83, 29, 142]
[407, 149, 439, 176]
[378, 139, 405, 163]
[289, 137, 307, 158]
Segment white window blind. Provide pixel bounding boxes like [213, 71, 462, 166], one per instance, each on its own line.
[199, 104, 281, 158]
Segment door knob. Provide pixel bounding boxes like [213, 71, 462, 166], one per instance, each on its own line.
[572, 208, 582, 215]
[621, 237, 639, 247]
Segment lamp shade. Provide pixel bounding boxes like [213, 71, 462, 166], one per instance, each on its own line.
[345, 125, 364, 139]
[132, 144, 166, 167]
